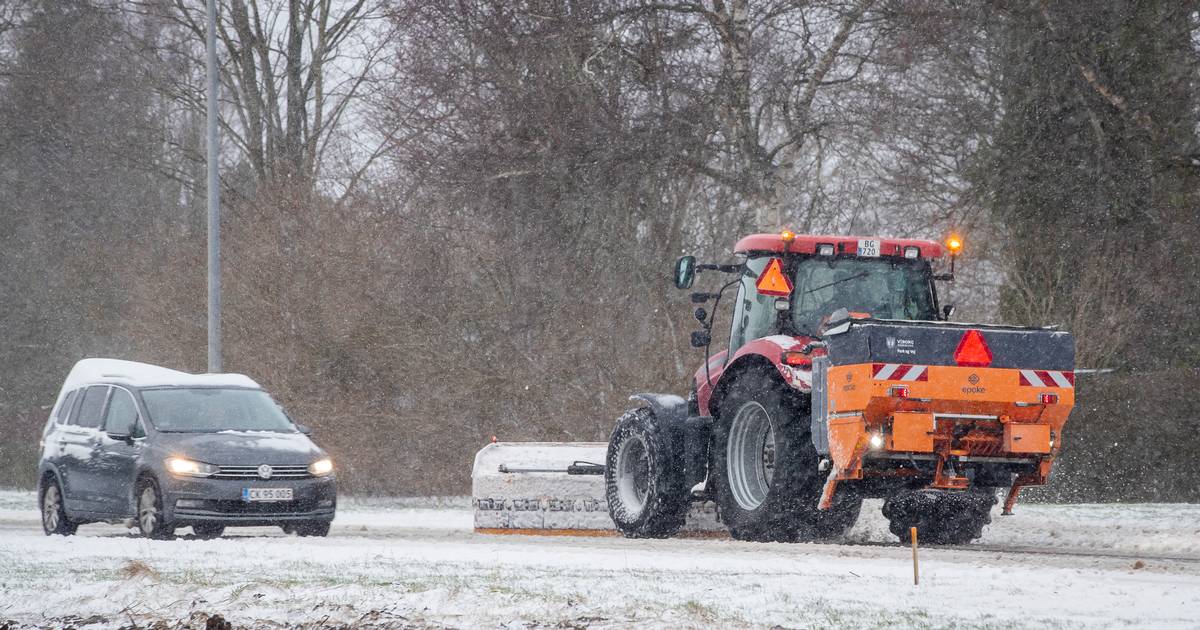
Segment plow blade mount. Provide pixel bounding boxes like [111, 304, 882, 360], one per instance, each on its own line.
[473, 442, 721, 536]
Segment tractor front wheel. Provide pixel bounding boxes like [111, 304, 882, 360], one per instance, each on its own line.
[605, 407, 689, 538]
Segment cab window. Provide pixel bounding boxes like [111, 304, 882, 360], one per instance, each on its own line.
[791, 258, 935, 333]
[728, 257, 778, 354]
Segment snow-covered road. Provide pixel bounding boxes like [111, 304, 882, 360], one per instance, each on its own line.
[1, 491, 1198, 629]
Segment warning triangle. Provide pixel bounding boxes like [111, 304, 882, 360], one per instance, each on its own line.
[954, 329, 993, 367]
[755, 257, 793, 297]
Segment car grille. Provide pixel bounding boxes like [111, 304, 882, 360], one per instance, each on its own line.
[212, 465, 311, 479]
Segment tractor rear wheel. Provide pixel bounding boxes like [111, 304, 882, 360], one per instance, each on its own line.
[605, 407, 689, 538]
[713, 370, 839, 542]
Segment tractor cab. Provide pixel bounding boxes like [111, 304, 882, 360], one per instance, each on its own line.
[732, 240, 941, 346]
[678, 233, 953, 417]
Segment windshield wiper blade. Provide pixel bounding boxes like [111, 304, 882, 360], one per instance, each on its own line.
[806, 271, 869, 294]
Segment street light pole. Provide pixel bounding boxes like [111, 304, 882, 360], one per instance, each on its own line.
[206, 0, 221, 373]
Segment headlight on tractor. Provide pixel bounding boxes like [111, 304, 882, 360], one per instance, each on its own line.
[165, 457, 218, 477]
[308, 458, 334, 476]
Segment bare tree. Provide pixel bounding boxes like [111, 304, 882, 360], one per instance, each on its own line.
[132, 0, 391, 196]
[602, 0, 878, 229]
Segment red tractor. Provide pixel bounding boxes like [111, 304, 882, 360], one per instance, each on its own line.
[604, 232, 1075, 543]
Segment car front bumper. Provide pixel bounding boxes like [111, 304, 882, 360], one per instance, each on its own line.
[163, 475, 336, 526]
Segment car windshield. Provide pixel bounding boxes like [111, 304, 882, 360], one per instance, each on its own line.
[791, 258, 935, 333]
[141, 388, 297, 433]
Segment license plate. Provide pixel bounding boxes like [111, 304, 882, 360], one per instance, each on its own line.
[242, 488, 293, 502]
[857, 239, 881, 257]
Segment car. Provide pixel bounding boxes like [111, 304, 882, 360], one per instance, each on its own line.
[38, 359, 337, 539]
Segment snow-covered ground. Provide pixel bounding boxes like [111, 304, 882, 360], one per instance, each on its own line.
[1, 491, 1198, 628]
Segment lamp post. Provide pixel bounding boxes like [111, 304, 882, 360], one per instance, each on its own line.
[206, 0, 221, 373]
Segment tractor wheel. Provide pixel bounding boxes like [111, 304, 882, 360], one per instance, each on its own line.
[605, 407, 689, 538]
[713, 369, 833, 542]
[883, 489, 996, 545]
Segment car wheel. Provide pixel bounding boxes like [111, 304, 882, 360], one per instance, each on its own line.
[41, 479, 78, 536]
[136, 478, 175, 540]
[192, 523, 225, 539]
[295, 521, 331, 537]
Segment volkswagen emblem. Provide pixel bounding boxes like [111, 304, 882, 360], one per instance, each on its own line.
[257, 464, 273, 480]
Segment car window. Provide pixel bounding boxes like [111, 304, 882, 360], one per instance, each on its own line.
[103, 388, 139, 435]
[55, 390, 78, 424]
[141, 388, 298, 433]
[74, 386, 109, 429]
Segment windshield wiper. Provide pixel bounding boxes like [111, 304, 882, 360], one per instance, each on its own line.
[805, 271, 868, 294]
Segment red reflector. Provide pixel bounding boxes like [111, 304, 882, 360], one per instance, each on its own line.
[889, 385, 910, 399]
[781, 351, 812, 368]
[1040, 393, 1059, 405]
[755, 257, 793, 297]
[954, 329, 993, 367]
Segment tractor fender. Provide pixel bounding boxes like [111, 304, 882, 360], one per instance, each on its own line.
[628, 394, 710, 489]
[698, 335, 815, 417]
[629, 393, 687, 426]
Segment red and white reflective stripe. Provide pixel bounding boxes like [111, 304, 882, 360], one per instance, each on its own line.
[1018, 370, 1075, 388]
[871, 363, 928, 382]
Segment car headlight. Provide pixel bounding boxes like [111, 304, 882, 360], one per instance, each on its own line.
[308, 458, 334, 476]
[165, 457, 218, 477]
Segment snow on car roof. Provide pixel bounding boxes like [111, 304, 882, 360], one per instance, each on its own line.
[60, 358, 260, 391]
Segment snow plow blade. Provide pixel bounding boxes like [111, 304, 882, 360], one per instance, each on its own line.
[472, 442, 721, 536]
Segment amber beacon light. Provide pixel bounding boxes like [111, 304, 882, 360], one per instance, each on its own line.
[946, 235, 964, 254]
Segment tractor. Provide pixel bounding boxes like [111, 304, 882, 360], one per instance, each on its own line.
[603, 232, 1075, 543]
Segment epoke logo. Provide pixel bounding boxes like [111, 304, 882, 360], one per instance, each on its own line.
[962, 373, 986, 394]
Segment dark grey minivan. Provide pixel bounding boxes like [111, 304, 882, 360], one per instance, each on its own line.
[38, 359, 336, 539]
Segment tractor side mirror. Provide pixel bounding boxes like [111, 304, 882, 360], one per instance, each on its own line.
[943, 304, 955, 321]
[674, 256, 696, 289]
[690, 330, 711, 348]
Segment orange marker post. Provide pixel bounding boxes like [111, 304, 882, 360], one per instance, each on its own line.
[911, 527, 919, 585]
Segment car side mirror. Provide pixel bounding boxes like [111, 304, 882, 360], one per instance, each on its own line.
[674, 255, 696, 290]
[107, 422, 136, 443]
[943, 304, 955, 321]
[297, 424, 312, 435]
[690, 330, 711, 348]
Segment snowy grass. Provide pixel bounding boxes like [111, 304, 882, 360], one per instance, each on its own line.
[1, 490, 1198, 628]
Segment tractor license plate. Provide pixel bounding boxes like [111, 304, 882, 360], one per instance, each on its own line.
[857, 239, 881, 257]
[242, 488, 292, 502]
